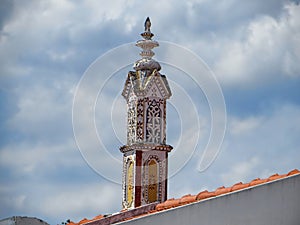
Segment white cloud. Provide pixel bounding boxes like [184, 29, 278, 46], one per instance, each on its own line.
[0, 140, 81, 176]
[0, 181, 121, 223]
[1, 1, 300, 224]
[0, 194, 27, 211]
[220, 157, 261, 185]
[167, 103, 300, 196]
[213, 2, 300, 86]
[230, 116, 262, 135]
[8, 86, 71, 134]
[40, 183, 120, 220]
[218, 103, 300, 184]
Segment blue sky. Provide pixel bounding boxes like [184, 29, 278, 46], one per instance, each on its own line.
[0, 0, 300, 224]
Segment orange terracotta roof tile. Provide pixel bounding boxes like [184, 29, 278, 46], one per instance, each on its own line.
[78, 218, 89, 224]
[91, 215, 104, 221]
[249, 178, 268, 186]
[267, 173, 287, 181]
[214, 186, 232, 195]
[155, 201, 166, 211]
[196, 190, 216, 200]
[179, 194, 197, 205]
[165, 198, 180, 209]
[156, 198, 181, 210]
[287, 169, 300, 176]
[67, 222, 76, 225]
[231, 182, 250, 192]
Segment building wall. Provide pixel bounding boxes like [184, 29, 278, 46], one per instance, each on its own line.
[118, 174, 300, 225]
[0, 217, 49, 225]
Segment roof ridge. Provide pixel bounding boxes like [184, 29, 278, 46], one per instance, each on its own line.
[68, 169, 300, 225]
[155, 169, 299, 211]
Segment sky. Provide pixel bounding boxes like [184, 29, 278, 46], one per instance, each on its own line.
[0, 0, 300, 224]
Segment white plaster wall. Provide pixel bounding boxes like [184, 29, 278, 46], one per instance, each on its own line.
[118, 174, 300, 225]
[0, 218, 15, 225]
[0, 217, 49, 225]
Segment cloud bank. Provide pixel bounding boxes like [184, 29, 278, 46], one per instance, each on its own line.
[0, 0, 299, 224]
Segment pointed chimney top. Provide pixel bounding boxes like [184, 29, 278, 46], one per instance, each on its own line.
[144, 17, 151, 32]
[134, 17, 161, 71]
[140, 17, 154, 40]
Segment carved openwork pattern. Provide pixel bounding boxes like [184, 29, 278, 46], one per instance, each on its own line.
[162, 101, 166, 144]
[136, 99, 144, 142]
[146, 99, 162, 143]
[127, 100, 136, 145]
